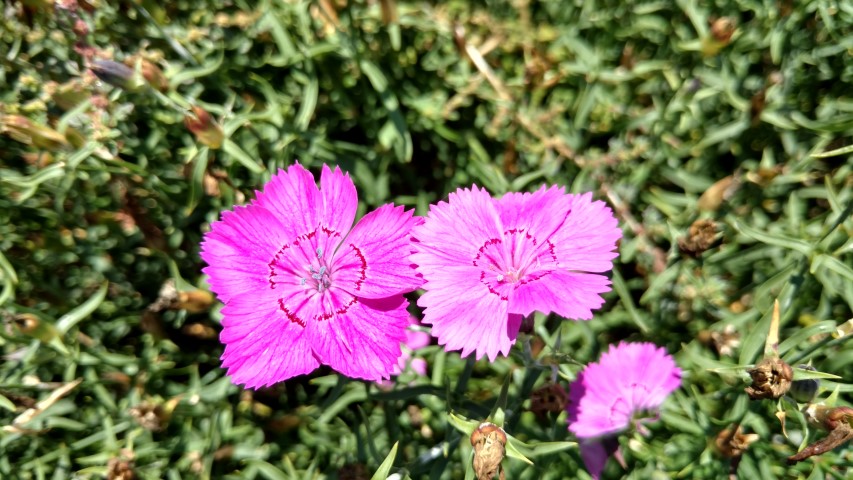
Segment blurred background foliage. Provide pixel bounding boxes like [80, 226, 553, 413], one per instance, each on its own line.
[1, 0, 852, 478]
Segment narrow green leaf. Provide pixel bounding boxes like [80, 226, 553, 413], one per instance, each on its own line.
[370, 442, 399, 480]
[503, 434, 534, 465]
[317, 389, 367, 424]
[732, 220, 813, 256]
[739, 307, 773, 366]
[56, 281, 108, 335]
[168, 52, 224, 89]
[222, 139, 265, 174]
[448, 412, 479, 438]
[0, 393, 16, 412]
[811, 143, 853, 158]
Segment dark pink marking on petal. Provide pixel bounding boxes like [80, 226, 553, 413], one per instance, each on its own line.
[348, 243, 367, 291]
[479, 271, 509, 301]
[316, 297, 358, 321]
[472, 237, 502, 267]
[278, 298, 306, 327]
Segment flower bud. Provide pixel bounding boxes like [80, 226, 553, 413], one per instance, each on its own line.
[0, 115, 69, 150]
[745, 357, 792, 400]
[11, 313, 59, 344]
[90, 60, 140, 91]
[124, 57, 168, 93]
[184, 106, 224, 149]
[789, 365, 819, 403]
[470, 422, 507, 480]
[702, 17, 736, 56]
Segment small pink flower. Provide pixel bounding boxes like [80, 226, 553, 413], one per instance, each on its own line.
[567, 342, 682, 478]
[377, 318, 431, 389]
[395, 321, 431, 377]
[200, 164, 422, 388]
[411, 185, 621, 360]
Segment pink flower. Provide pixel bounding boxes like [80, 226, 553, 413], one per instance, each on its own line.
[410, 185, 621, 360]
[567, 342, 682, 478]
[200, 164, 422, 388]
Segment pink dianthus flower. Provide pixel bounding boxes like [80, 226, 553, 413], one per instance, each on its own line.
[200, 164, 422, 388]
[410, 185, 621, 360]
[567, 342, 682, 478]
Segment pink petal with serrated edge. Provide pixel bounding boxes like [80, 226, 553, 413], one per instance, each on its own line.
[254, 163, 322, 237]
[411, 186, 504, 268]
[417, 268, 521, 361]
[495, 185, 573, 268]
[319, 164, 358, 242]
[333, 204, 422, 298]
[550, 192, 622, 273]
[201, 204, 290, 303]
[509, 270, 612, 320]
[306, 295, 410, 381]
[219, 293, 319, 388]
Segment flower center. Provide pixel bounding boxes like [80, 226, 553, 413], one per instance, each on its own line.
[302, 247, 333, 293]
[472, 228, 559, 300]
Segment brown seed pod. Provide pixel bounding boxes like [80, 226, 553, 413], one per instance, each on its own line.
[745, 357, 792, 400]
[470, 422, 507, 480]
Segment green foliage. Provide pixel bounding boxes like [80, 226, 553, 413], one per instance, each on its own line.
[1, 0, 852, 478]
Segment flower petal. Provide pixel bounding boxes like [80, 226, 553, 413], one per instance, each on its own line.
[219, 292, 319, 388]
[509, 270, 612, 320]
[418, 267, 522, 361]
[579, 440, 608, 480]
[320, 164, 358, 237]
[306, 294, 410, 381]
[411, 186, 504, 270]
[549, 192, 622, 273]
[332, 204, 422, 298]
[254, 164, 321, 238]
[495, 185, 573, 269]
[201, 205, 290, 303]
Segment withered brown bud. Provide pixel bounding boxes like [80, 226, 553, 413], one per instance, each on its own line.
[184, 106, 224, 149]
[678, 219, 719, 257]
[745, 357, 792, 400]
[530, 383, 568, 419]
[129, 402, 168, 432]
[710, 17, 736, 44]
[106, 456, 136, 480]
[470, 422, 507, 480]
[788, 407, 853, 464]
[714, 425, 759, 458]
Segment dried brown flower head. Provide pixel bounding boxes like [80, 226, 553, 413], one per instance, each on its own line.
[470, 422, 507, 480]
[106, 456, 136, 480]
[530, 383, 568, 419]
[745, 357, 792, 400]
[129, 403, 168, 432]
[715, 425, 759, 458]
[678, 219, 719, 257]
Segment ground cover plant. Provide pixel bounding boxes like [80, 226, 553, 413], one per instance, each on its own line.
[1, 0, 852, 479]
